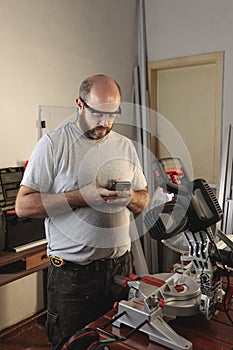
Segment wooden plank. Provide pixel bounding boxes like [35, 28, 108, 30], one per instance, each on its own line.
[0, 243, 47, 267]
[0, 262, 49, 287]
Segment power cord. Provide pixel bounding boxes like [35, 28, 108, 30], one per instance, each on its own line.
[207, 233, 233, 325]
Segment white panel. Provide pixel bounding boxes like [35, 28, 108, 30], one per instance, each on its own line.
[0, 271, 44, 330]
[38, 105, 77, 138]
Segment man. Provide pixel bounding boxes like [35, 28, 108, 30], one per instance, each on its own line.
[15, 74, 149, 349]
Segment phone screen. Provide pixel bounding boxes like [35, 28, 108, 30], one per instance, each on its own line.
[109, 181, 131, 191]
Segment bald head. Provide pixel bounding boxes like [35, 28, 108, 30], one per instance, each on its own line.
[79, 74, 121, 105]
[76, 74, 121, 140]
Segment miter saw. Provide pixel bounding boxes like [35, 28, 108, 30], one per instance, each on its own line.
[97, 157, 233, 350]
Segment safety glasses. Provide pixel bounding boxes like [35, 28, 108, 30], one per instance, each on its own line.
[79, 97, 121, 118]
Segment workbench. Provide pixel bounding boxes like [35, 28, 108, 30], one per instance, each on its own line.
[88, 291, 233, 350]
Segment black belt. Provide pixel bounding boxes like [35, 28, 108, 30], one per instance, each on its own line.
[50, 251, 129, 272]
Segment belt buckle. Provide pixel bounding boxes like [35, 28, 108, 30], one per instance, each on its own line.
[51, 256, 65, 267]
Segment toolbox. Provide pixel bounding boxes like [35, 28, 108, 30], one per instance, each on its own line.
[0, 167, 45, 251]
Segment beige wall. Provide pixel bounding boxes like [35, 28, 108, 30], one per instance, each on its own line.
[0, 0, 137, 330]
[0, 0, 137, 168]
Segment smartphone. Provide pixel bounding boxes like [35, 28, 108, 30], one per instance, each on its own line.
[108, 180, 131, 191]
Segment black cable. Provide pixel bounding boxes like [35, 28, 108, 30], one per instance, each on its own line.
[208, 234, 233, 325]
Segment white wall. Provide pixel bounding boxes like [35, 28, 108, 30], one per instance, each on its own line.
[0, 0, 137, 168]
[0, 0, 137, 330]
[145, 0, 233, 137]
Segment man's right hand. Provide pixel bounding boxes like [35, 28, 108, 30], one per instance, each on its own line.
[79, 183, 117, 206]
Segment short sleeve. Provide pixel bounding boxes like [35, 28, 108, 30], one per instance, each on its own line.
[21, 135, 54, 193]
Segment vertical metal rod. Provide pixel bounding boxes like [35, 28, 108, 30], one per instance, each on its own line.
[217, 125, 233, 234]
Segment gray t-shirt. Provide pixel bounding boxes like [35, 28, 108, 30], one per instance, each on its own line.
[22, 122, 147, 263]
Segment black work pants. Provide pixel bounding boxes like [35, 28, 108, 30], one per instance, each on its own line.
[45, 252, 133, 350]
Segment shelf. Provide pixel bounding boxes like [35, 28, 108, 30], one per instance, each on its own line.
[0, 243, 49, 287]
[0, 262, 49, 287]
[0, 243, 48, 267]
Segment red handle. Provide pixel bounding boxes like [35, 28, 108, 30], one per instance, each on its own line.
[6, 210, 16, 215]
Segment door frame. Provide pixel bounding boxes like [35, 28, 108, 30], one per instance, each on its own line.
[148, 51, 224, 185]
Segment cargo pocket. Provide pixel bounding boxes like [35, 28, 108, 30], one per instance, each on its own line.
[46, 310, 59, 345]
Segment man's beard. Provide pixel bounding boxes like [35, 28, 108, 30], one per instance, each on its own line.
[85, 126, 112, 140]
[78, 114, 113, 140]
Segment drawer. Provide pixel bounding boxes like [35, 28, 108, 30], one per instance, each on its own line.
[24, 249, 49, 270]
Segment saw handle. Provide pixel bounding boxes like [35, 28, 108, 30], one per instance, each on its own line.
[114, 274, 139, 287]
